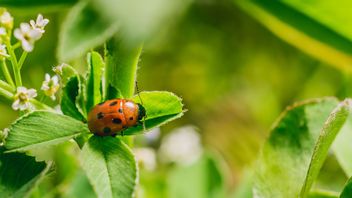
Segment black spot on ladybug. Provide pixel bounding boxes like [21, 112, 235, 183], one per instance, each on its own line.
[97, 112, 104, 119]
[103, 127, 111, 133]
[129, 117, 133, 121]
[118, 108, 123, 113]
[112, 118, 122, 124]
[98, 102, 105, 105]
[110, 101, 118, 106]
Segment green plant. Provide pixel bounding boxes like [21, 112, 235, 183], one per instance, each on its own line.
[0, 9, 184, 197]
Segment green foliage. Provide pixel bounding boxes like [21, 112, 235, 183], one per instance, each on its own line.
[124, 91, 184, 135]
[5, 111, 89, 152]
[301, 100, 351, 196]
[167, 153, 225, 198]
[253, 98, 339, 197]
[234, 0, 352, 72]
[0, 0, 76, 7]
[0, 149, 48, 197]
[61, 76, 86, 121]
[341, 177, 352, 198]
[105, 38, 142, 99]
[58, 1, 119, 61]
[86, 51, 104, 112]
[80, 136, 137, 198]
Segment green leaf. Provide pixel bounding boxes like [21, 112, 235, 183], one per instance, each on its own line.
[341, 177, 352, 198]
[308, 190, 339, 198]
[104, 38, 142, 99]
[5, 111, 89, 152]
[332, 111, 352, 177]
[58, 1, 119, 61]
[61, 76, 86, 121]
[80, 136, 137, 198]
[86, 51, 104, 112]
[123, 91, 184, 135]
[0, 0, 76, 7]
[167, 153, 225, 198]
[59, 64, 78, 86]
[0, 149, 48, 197]
[253, 98, 339, 198]
[301, 100, 351, 197]
[91, 0, 192, 44]
[234, 0, 352, 72]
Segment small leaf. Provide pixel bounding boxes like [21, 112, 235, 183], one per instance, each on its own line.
[0, 148, 48, 197]
[104, 38, 142, 99]
[61, 76, 86, 121]
[60, 64, 78, 85]
[308, 190, 339, 198]
[80, 136, 137, 198]
[253, 98, 339, 198]
[76, 75, 87, 117]
[123, 91, 184, 135]
[86, 51, 104, 112]
[301, 100, 351, 197]
[341, 177, 352, 198]
[58, 1, 119, 61]
[5, 111, 89, 152]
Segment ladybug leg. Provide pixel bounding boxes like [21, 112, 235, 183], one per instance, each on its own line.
[121, 130, 125, 136]
[111, 133, 117, 137]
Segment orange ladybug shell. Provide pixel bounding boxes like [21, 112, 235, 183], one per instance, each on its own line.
[87, 99, 145, 136]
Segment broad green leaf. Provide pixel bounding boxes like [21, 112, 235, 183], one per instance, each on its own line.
[61, 76, 86, 121]
[0, 148, 48, 197]
[332, 112, 352, 177]
[80, 136, 137, 198]
[253, 98, 339, 198]
[86, 51, 104, 112]
[91, 0, 192, 44]
[76, 75, 87, 117]
[301, 100, 351, 197]
[5, 111, 89, 152]
[341, 177, 352, 198]
[0, 0, 76, 7]
[104, 38, 142, 99]
[234, 0, 352, 72]
[123, 91, 184, 135]
[58, 1, 119, 61]
[63, 171, 96, 198]
[168, 153, 225, 198]
[308, 190, 339, 198]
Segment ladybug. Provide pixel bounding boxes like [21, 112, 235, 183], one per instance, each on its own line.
[87, 99, 146, 136]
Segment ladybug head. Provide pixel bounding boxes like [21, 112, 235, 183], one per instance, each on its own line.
[137, 103, 146, 121]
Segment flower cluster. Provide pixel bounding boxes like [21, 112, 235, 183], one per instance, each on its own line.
[0, 10, 12, 59]
[14, 14, 49, 52]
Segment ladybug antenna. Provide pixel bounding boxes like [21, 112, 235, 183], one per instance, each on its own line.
[135, 81, 144, 106]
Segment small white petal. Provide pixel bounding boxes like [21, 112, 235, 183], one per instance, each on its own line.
[30, 20, 36, 28]
[27, 89, 37, 98]
[17, 86, 27, 93]
[22, 40, 34, 52]
[52, 75, 59, 84]
[45, 73, 50, 81]
[11, 100, 20, 110]
[14, 29, 23, 40]
[29, 29, 42, 40]
[20, 23, 31, 32]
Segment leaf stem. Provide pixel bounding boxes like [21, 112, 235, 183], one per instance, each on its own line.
[0, 60, 15, 87]
[5, 40, 22, 86]
[18, 51, 28, 70]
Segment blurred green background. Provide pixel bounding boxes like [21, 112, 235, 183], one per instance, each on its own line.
[2, 0, 352, 196]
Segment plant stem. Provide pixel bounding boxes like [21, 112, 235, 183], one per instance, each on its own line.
[30, 99, 54, 111]
[0, 79, 15, 92]
[0, 85, 13, 101]
[12, 42, 21, 49]
[18, 51, 28, 70]
[5, 40, 21, 86]
[0, 60, 15, 87]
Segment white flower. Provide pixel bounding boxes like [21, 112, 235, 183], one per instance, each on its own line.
[12, 86, 37, 111]
[0, 128, 9, 145]
[14, 23, 42, 52]
[41, 73, 59, 100]
[134, 148, 157, 171]
[0, 45, 9, 59]
[0, 11, 13, 29]
[159, 126, 203, 165]
[0, 27, 5, 35]
[52, 63, 67, 75]
[30, 14, 49, 33]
